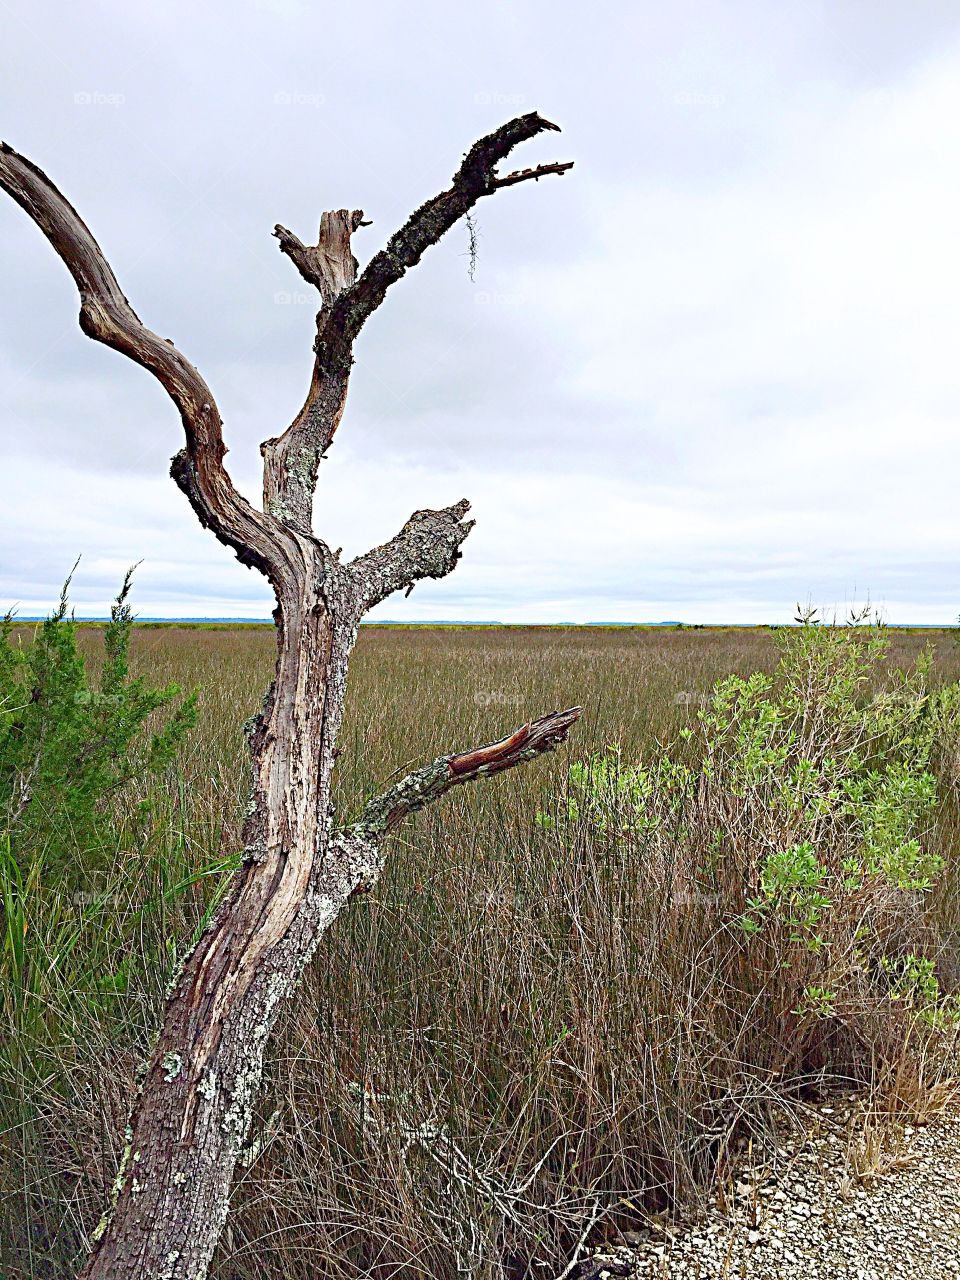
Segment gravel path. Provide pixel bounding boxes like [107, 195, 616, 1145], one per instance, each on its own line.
[575, 1098, 960, 1279]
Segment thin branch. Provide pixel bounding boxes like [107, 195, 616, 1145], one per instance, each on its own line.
[347, 499, 475, 613]
[358, 706, 582, 837]
[0, 142, 281, 580]
[272, 224, 318, 285]
[552, 1198, 607, 1280]
[259, 368, 351, 529]
[328, 706, 581, 898]
[493, 161, 575, 189]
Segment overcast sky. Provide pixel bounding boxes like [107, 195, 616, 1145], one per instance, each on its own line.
[2, 1, 959, 623]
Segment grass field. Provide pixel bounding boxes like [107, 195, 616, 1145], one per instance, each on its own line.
[117, 620, 960, 800]
[3, 622, 960, 1279]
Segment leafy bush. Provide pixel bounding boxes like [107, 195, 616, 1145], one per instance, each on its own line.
[542, 613, 960, 1075]
[1, 567, 196, 883]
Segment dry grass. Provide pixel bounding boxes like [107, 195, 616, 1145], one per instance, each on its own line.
[3, 623, 960, 1279]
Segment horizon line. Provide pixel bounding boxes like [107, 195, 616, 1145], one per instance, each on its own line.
[9, 616, 960, 630]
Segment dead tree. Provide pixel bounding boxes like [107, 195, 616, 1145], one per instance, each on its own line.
[0, 115, 576, 1279]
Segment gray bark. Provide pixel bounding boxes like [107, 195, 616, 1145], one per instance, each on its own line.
[0, 114, 575, 1280]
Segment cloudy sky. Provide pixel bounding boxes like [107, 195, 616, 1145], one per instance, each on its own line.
[1, 1, 958, 623]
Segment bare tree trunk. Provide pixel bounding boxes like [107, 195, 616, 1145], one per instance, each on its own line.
[0, 116, 575, 1279]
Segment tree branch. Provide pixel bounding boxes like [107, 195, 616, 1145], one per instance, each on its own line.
[324, 112, 573, 366]
[347, 499, 475, 613]
[260, 368, 351, 530]
[340, 705, 582, 890]
[0, 142, 283, 581]
[259, 113, 573, 533]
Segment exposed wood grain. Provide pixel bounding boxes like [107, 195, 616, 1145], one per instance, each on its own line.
[351, 706, 583, 841]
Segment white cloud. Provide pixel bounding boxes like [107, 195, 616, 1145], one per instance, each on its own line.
[2, 2, 960, 622]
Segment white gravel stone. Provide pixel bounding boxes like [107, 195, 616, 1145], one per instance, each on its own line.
[580, 1100, 960, 1280]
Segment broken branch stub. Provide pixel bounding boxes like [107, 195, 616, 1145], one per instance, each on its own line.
[494, 160, 575, 188]
[273, 208, 366, 304]
[352, 706, 583, 841]
[348, 499, 476, 612]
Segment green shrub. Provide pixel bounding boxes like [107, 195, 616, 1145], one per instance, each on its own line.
[543, 613, 960, 1069]
[0, 566, 196, 885]
[0, 569, 201, 1038]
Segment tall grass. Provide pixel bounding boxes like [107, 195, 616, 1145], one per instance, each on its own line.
[2, 622, 959, 1278]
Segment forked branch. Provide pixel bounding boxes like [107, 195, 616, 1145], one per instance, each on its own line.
[324, 112, 573, 365]
[262, 112, 572, 531]
[273, 209, 368, 303]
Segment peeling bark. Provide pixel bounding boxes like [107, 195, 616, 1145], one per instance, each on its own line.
[0, 116, 575, 1279]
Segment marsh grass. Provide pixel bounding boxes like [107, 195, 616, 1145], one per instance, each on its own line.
[2, 624, 960, 1278]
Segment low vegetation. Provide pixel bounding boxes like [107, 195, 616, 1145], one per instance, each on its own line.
[2, 604, 959, 1278]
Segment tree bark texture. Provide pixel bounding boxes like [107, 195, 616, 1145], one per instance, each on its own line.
[0, 115, 575, 1279]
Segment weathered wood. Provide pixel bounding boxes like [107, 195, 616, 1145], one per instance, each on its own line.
[352, 705, 583, 839]
[0, 116, 574, 1280]
[273, 209, 367, 302]
[262, 208, 367, 529]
